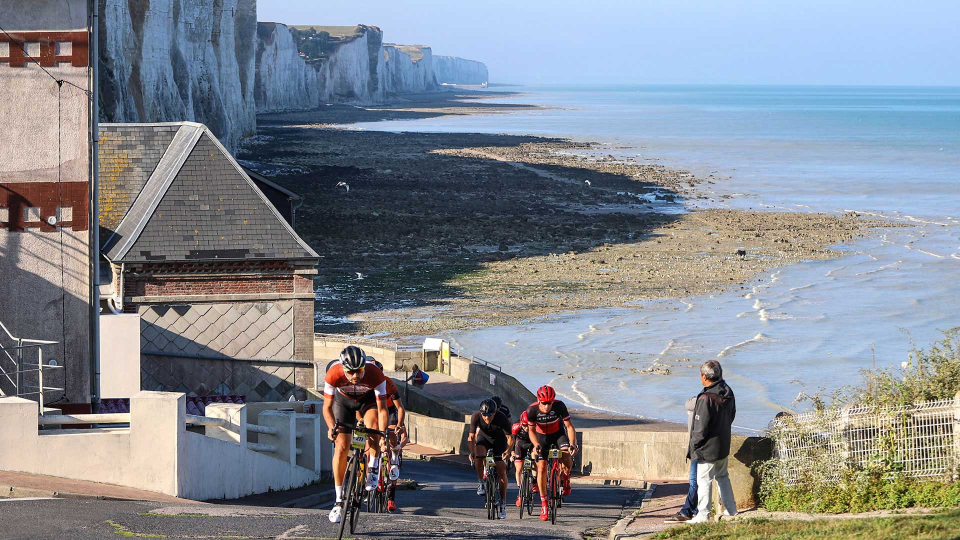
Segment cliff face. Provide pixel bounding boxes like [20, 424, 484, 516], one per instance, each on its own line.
[311, 25, 384, 103]
[255, 22, 320, 112]
[256, 24, 452, 112]
[380, 45, 437, 95]
[98, 0, 257, 152]
[434, 56, 489, 86]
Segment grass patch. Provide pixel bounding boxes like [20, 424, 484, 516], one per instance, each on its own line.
[652, 509, 960, 539]
[106, 520, 166, 538]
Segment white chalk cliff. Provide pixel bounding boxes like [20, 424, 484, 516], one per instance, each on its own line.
[380, 44, 437, 95]
[255, 23, 490, 113]
[98, 0, 257, 152]
[434, 55, 489, 86]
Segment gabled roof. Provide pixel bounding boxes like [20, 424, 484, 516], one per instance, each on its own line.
[241, 166, 303, 201]
[99, 122, 318, 263]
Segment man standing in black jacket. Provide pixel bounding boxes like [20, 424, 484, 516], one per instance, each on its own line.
[687, 360, 737, 523]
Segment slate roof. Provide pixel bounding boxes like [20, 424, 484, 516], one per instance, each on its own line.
[99, 122, 319, 263]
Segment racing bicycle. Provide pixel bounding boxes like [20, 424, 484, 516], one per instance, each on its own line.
[335, 422, 385, 540]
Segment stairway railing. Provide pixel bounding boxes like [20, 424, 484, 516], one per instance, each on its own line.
[0, 319, 63, 413]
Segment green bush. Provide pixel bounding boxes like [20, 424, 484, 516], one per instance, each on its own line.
[759, 329, 960, 513]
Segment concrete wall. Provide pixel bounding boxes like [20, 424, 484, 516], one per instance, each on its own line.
[398, 408, 769, 507]
[0, 0, 93, 408]
[0, 391, 322, 500]
[405, 411, 470, 455]
[447, 355, 535, 418]
[99, 313, 141, 399]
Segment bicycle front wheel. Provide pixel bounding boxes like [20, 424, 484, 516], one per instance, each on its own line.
[549, 467, 559, 525]
[349, 460, 365, 533]
[485, 474, 497, 520]
[337, 452, 358, 540]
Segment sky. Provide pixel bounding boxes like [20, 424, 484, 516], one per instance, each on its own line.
[258, 0, 960, 86]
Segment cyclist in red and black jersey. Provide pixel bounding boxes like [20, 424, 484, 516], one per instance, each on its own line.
[372, 359, 408, 513]
[511, 410, 537, 507]
[322, 346, 389, 524]
[525, 385, 578, 521]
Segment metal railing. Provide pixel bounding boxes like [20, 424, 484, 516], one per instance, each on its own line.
[451, 347, 502, 372]
[0, 319, 63, 413]
[770, 396, 958, 484]
[314, 333, 419, 352]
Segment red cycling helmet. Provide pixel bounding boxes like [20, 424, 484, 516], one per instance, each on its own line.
[520, 410, 529, 424]
[536, 385, 556, 403]
[511, 422, 523, 436]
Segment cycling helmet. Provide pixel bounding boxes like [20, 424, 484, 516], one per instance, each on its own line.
[536, 385, 556, 403]
[339, 346, 367, 371]
[479, 398, 497, 415]
[511, 422, 523, 436]
[491, 395, 503, 408]
[371, 358, 384, 371]
[520, 410, 529, 424]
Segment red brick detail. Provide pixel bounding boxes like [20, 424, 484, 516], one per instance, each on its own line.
[126, 274, 296, 297]
[293, 274, 314, 294]
[0, 31, 89, 68]
[0, 181, 89, 232]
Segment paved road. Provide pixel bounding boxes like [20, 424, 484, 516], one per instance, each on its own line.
[0, 460, 636, 540]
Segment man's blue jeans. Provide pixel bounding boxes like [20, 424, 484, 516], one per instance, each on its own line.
[680, 459, 698, 517]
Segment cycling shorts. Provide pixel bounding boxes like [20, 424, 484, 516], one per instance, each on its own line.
[514, 438, 534, 462]
[475, 431, 507, 459]
[535, 430, 570, 460]
[388, 405, 399, 427]
[333, 390, 377, 430]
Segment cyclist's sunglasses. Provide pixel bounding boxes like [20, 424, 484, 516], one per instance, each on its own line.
[480, 411, 495, 417]
[345, 367, 364, 375]
[538, 400, 554, 405]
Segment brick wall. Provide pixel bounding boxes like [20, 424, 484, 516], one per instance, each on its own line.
[293, 298, 314, 362]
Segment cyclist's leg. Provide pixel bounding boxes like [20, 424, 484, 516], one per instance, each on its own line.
[473, 441, 489, 481]
[491, 435, 508, 503]
[332, 393, 360, 498]
[360, 401, 381, 486]
[556, 433, 573, 475]
[513, 439, 526, 488]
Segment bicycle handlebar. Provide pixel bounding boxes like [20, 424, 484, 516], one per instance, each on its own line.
[334, 421, 386, 437]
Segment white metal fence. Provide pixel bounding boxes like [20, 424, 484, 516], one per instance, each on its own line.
[770, 395, 959, 484]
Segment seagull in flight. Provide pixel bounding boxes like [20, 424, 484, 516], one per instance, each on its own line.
[355, 272, 364, 280]
[336, 181, 350, 192]
[584, 180, 592, 186]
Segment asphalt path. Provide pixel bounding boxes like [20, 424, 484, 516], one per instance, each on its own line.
[0, 460, 636, 540]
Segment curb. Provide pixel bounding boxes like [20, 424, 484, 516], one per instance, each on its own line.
[608, 483, 656, 540]
[277, 489, 337, 509]
[2, 484, 149, 503]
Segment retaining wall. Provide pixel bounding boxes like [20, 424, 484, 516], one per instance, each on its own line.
[397, 409, 769, 507]
[0, 392, 321, 500]
[446, 355, 535, 417]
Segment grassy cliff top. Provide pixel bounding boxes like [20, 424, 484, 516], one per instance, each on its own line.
[384, 44, 429, 61]
[290, 25, 364, 37]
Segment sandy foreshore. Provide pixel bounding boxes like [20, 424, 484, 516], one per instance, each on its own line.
[241, 90, 895, 340]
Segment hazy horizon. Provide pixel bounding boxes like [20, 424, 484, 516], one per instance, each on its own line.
[258, 0, 960, 87]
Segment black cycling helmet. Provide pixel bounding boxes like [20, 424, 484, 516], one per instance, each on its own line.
[479, 398, 497, 415]
[490, 395, 503, 408]
[339, 345, 367, 371]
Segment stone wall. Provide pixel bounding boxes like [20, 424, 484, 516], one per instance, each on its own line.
[141, 353, 312, 402]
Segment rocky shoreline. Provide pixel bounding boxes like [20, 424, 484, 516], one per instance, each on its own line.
[241, 90, 895, 340]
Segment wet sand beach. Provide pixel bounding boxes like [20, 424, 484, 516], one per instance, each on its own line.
[241, 90, 895, 340]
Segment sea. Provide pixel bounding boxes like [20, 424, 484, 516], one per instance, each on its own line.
[349, 85, 960, 431]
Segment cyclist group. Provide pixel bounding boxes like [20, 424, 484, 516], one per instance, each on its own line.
[323, 345, 578, 524]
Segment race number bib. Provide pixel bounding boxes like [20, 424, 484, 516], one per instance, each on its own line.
[548, 448, 561, 459]
[351, 432, 368, 450]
